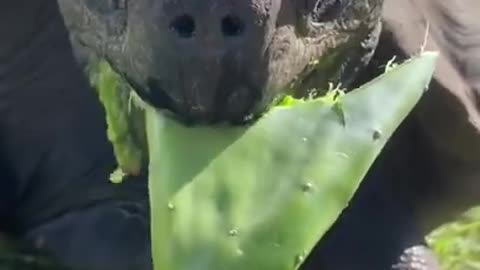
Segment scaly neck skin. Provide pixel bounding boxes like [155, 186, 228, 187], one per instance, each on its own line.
[0, 0, 88, 182]
[0, 0, 70, 228]
[1, 1, 51, 81]
[0, 1, 80, 88]
[0, 1, 123, 233]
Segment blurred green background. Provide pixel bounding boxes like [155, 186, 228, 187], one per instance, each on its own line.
[428, 206, 480, 270]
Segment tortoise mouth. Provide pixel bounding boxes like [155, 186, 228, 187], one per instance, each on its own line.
[124, 76, 176, 114]
[125, 76, 263, 126]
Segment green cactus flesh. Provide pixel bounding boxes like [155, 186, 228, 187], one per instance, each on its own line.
[145, 52, 438, 270]
[89, 61, 147, 180]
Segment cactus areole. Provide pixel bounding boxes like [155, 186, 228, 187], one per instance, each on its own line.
[143, 52, 438, 270]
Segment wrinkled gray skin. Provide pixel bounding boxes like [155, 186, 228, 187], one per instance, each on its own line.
[58, 0, 382, 124]
[54, 0, 440, 270]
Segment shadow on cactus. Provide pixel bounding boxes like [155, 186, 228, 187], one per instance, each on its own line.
[91, 52, 438, 270]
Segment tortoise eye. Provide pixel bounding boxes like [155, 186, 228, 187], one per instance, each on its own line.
[312, 0, 345, 23]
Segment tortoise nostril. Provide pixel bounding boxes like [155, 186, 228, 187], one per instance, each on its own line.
[170, 14, 196, 38]
[221, 15, 245, 38]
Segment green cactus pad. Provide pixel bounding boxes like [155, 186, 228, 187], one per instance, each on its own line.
[146, 52, 438, 270]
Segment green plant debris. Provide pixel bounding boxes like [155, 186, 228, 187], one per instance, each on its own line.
[428, 207, 480, 270]
[145, 52, 438, 270]
[89, 60, 147, 181]
[109, 167, 127, 184]
[384, 56, 399, 72]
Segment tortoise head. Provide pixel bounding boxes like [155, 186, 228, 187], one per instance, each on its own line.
[59, 0, 384, 124]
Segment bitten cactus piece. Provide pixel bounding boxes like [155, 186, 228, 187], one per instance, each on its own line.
[145, 52, 438, 270]
[89, 61, 147, 181]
